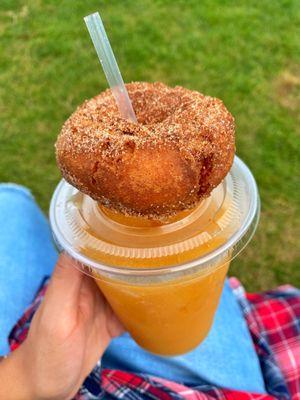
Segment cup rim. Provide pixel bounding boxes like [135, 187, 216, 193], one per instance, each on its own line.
[50, 156, 260, 276]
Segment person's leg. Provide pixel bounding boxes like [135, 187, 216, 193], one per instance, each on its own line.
[0, 184, 57, 355]
[103, 280, 266, 393]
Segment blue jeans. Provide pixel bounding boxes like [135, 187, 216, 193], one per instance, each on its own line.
[0, 184, 266, 393]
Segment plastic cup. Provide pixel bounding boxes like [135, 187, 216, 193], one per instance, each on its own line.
[50, 156, 260, 356]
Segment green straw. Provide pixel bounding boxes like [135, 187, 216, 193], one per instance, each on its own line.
[84, 12, 137, 122]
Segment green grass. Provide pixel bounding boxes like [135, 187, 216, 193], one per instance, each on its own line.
[0, 0, 299, 290]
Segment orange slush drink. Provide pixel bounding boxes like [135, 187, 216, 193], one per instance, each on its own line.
[94, 255, 230, 355]
[91, 208, 231, 356]
[50, 157, 260, 356]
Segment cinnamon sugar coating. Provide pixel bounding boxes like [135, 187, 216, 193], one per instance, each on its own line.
[56, 82, 235, 219]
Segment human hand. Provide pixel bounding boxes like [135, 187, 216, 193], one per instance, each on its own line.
[1, 253, 124, 400]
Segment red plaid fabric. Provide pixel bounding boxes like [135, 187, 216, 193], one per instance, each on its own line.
[234, 279, 300, 399]
[9, 278, 300, 400]
[99, 369, 276, 399]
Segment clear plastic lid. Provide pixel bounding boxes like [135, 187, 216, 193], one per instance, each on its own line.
[50, 156, 260, 275]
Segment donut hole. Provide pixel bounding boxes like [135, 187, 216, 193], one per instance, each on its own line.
[129, 89, 183, 125]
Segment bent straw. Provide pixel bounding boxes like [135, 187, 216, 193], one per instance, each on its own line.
[84, 12, 137, 122]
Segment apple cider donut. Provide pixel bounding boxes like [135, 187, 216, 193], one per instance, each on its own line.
[56, 82, 235, 220]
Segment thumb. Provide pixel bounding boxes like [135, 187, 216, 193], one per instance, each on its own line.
[44, 252, 83, 314]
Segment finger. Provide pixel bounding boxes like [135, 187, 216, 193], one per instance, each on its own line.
[78, 275, 98, 321]
[80, 274, 98, 300]
[44, 253, 83, 314]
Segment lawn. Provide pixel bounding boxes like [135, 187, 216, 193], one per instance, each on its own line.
[0, 0, 299, 290]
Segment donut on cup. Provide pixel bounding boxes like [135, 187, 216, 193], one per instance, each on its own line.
[56, 82, 235, 220]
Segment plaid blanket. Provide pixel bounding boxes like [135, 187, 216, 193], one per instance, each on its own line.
[9, 278, 300, 400]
